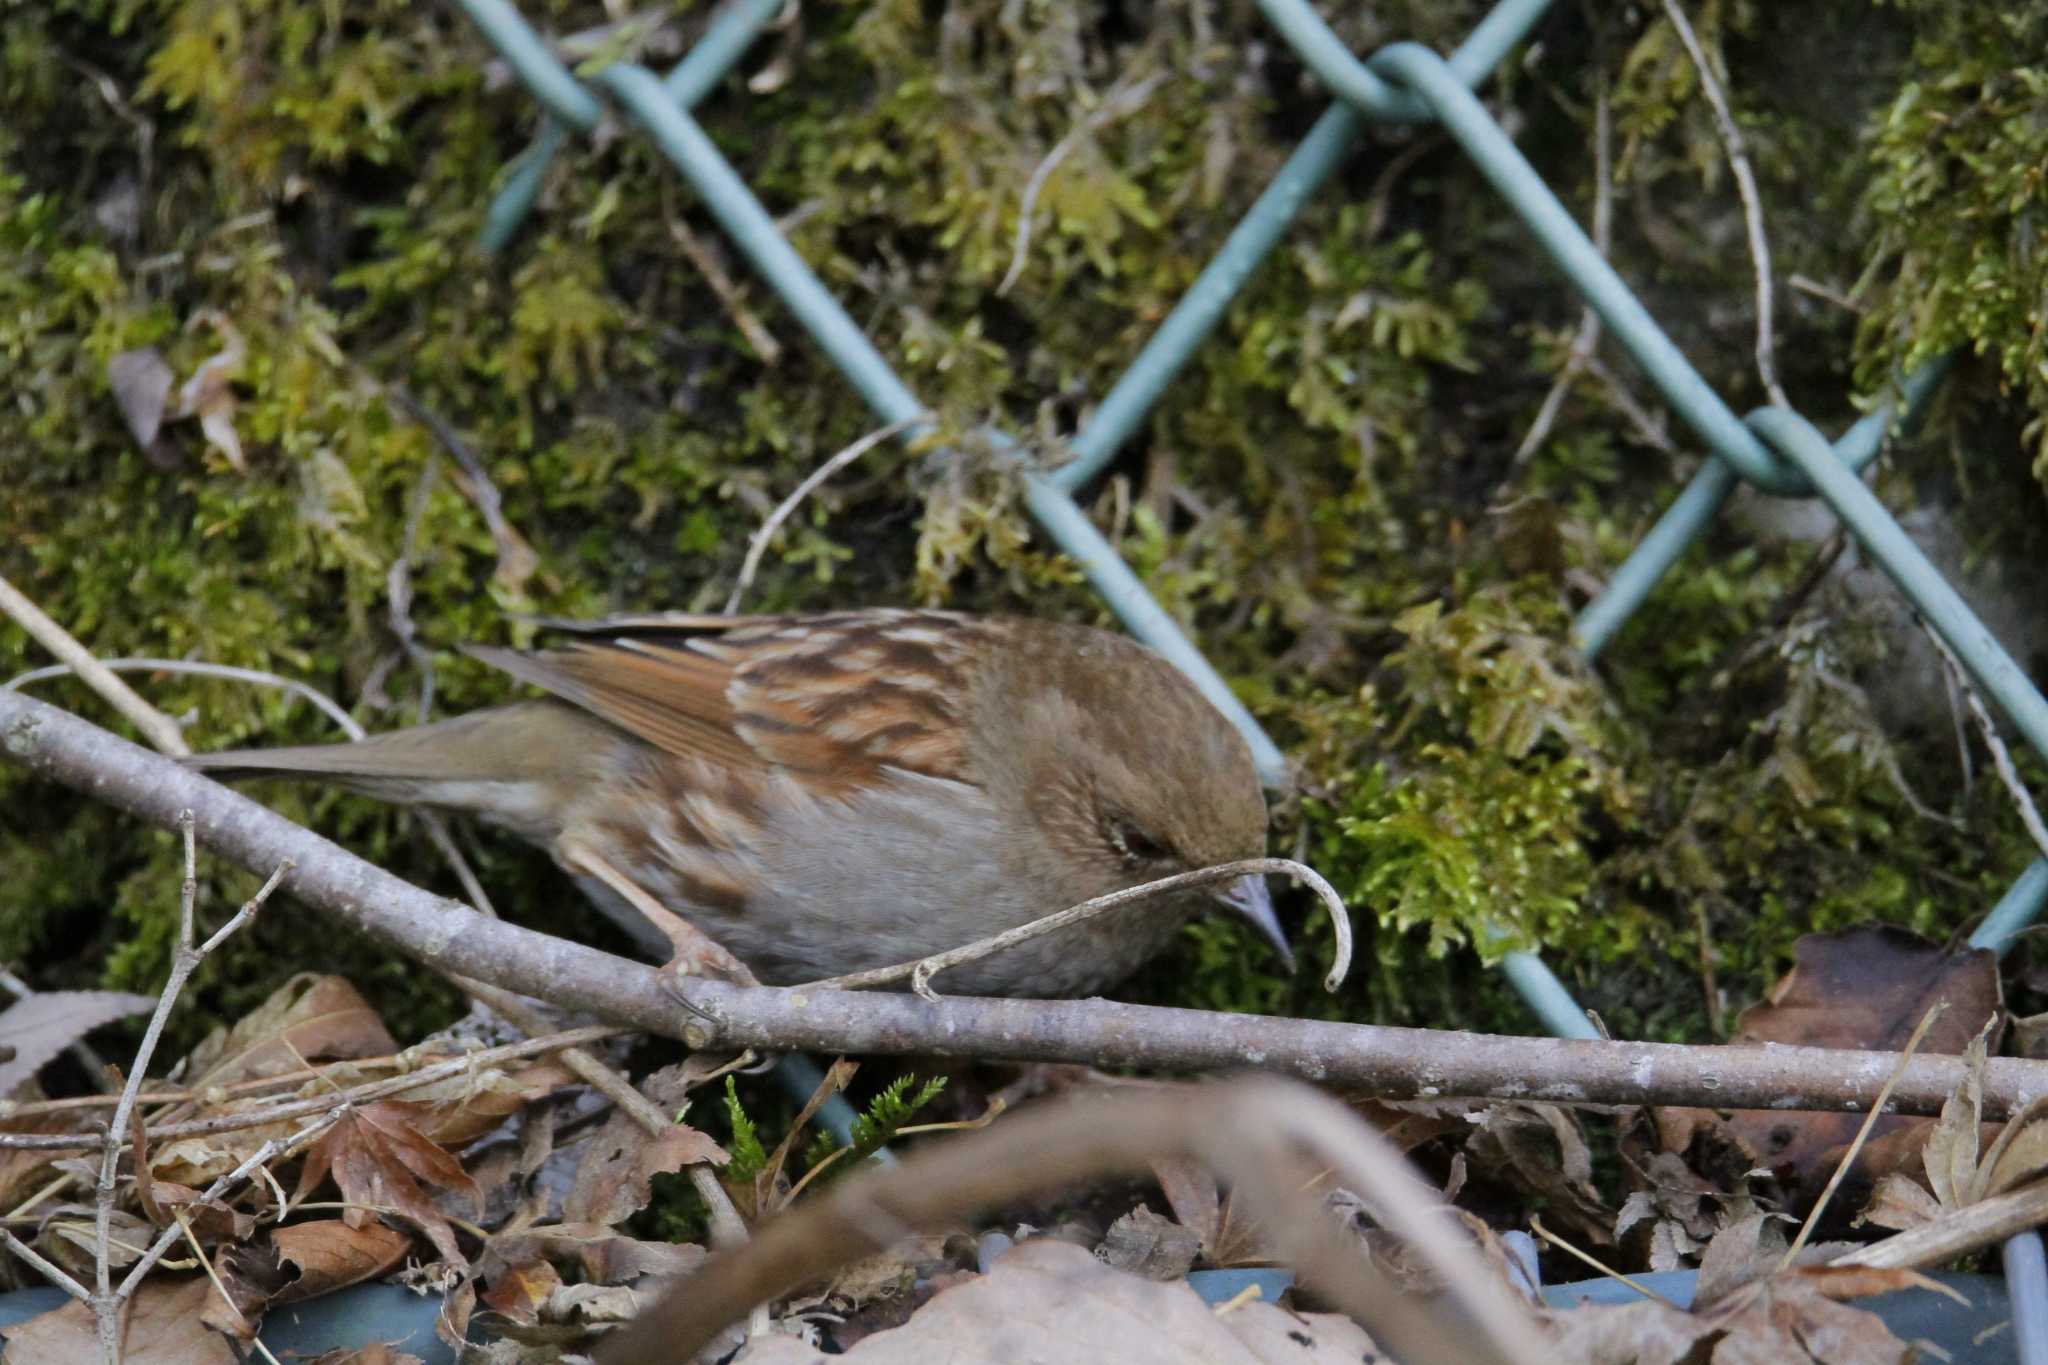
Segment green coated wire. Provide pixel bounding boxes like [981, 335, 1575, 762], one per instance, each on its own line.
[453, 0, 2048, 1091]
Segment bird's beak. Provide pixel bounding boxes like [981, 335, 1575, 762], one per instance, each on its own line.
[1211, 873, 1294, 972]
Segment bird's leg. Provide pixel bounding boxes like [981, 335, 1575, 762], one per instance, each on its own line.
[561, 841, 759, 987]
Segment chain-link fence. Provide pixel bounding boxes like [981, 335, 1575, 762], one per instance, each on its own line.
[455, 0, 2048, 1311]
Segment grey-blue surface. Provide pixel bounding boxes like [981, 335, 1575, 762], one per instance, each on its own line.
[0, 1283, 455, 1363]
[1, 1266, 2013, 1360]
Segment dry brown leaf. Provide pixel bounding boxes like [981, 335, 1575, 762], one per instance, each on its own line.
[144, 1181, 255, 1244]
[0, 1273, 239, 1363]
[1861, 1032, 2048, 1235]
[178, 974, 396, 1091]
[1615, 1151, 1729, 1271]
[437, 1276, 477, 1354]
[562, 1111, 726, 1228]
[479, 1258, 563, 1327]
[1467, 1103, 1611, 1248]
[2012, 1010, 2048, 1059]
[133, 1112, 255, 1246]
[0, 990, 155, 1096]
[1147, 1154, 1274, 1267]
[107, 346, 176, 450]
[197, 1245, 269, 1346]
[1546, 1262, 1927, 1365]
[730, 1238, 1379, 1363]
[821, 1248, 922, 1309]
[194, 1239, 296, 1341]
[540, 1279, 654, 1324]
[295, 1100, 481, 1266]
[302, 1347, 427, 1365]
[0, 1109, 92, 1214]
[389, 1057, 580, 1148]
[485, 1221, 706, 1286]
[1983, 1109, 2048, 1196]
[1095, 1205, 1200, 1281]
[149, 1132, 267, 1188]
[1149, 1155, 1219, 1249]
[172, 309, 247, 471]
[1855, 1172, 1942, 1233]
[1652, 926, 2001, 1210]
[1344, 1095, 1476, 1154]
[1692, 1211, 1796, 1307]
[37, 1204, 152, 1278]
[1921, 1032, 1986, 1209]
[273, 1218, 416, 1301]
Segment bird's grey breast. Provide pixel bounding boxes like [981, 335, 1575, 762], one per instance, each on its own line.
[570, 754, 1189, 995]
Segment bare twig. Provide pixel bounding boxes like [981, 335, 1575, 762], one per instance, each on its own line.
[384, 448, 441, 721]
[1528, 1213, 1681, 1308]
[1835, 1178, 2048, 1271]
[457, 974, 749, 1252]
[4, 658, 359, 736]
[0, 576, 187, 755]
[0, 1025, 621, 1151]
[724, 414, 928, 614]
[386, 386, 541, 595]
[1788, 274, 1863, 315]
[0, 1225, 92, 1300]
[1925, 626, 2048, 862]
[1940, 652, 1977, 803]
[174, 1210, 282, 1365]
[812, 857, 1350, 999]
[1659, 0, 1788, 408]
[1580, 352, 1678, 455]
[595, 1078, 1560, 1365]
[668, 210, 783, 365]
[12, 693, 2048, 1120]
[997, 73, 1167, 296]
[112, 1110, 345, 1306]
[1778, 1001, 1946, 1272]
[1511, 80, 1612, 471]
[87, 814, 285, 1360]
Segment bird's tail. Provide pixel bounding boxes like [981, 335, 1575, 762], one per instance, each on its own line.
[184, 702, 611, 840]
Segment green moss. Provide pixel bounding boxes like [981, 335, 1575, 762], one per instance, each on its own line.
[1, 0, 2043, 1059]
[1855, 6, 2048, 491]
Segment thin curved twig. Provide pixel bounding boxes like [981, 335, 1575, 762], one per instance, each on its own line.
[1777, 1000, 1946, 1273]
[1510, 80, 1611, 471]
[809, 857, 1352, 999]
[724, 413, 928, 614]
[0, 576, 189, 755]
[0, 1024, 623, 1152]
[996, 73, 1167, 297]
[1926, 626, 2048, 862]
[1659, 0, 1788, 408]
[4, 657, 364, 737]
[593, 1077, 1560, 1365]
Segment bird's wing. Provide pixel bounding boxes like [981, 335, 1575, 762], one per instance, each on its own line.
[466, 609, 990, 789]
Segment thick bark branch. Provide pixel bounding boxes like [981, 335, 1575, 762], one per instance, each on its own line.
[5, 690, 2045, 1119]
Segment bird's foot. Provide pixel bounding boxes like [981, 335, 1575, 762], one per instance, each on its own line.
[562, 840, 759, 986]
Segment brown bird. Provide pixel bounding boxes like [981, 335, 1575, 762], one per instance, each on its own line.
[187, 609, 1288, 996]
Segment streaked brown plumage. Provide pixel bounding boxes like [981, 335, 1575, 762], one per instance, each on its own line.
[188, 609, 1287, 996]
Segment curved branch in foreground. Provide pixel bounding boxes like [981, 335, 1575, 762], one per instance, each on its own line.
[5, 690, 2048, 1119]
[595, 1077, 1561, 1365]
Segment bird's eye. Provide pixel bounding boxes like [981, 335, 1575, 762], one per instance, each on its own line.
[1107, 818, 1169, 865]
